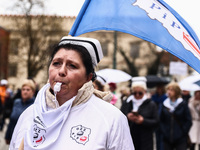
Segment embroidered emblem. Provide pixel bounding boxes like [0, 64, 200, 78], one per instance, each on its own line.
[70, 125, 91, 145]
[33, 124, 46, 147]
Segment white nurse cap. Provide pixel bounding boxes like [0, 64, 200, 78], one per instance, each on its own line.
[59, 36, 104, 67]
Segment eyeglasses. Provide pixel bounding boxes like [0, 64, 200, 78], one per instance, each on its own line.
[133, 91, 143, 96]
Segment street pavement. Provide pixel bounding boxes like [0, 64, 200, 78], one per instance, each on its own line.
[0, 119, 9, 150]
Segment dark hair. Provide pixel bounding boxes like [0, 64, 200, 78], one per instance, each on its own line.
[49, 43, 96, 81]
[94, 80, 104, 91]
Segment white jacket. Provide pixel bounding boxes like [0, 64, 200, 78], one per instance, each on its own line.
[9, 81, 134, 150]
[188, 97, 200, 144]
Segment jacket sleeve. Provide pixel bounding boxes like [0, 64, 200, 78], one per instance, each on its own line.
[107, 112, 135, 150]
[141, 101, 159, 128]
[120, 100, 132, 116]
[5, 99, 19, 141]
[182, 103, 192, 135]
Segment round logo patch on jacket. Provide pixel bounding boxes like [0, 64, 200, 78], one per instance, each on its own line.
[70, 125, 91, 145]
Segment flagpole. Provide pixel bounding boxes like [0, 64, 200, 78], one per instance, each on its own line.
[69, 0, 91, 36]
[113, 31, 117, 69]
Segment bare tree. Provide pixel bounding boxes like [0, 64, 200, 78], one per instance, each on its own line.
[118, 47, 138, 77]
[119, 42, 160, 76]
[12, 0, 63, 78]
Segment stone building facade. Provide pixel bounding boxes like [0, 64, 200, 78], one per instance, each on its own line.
[0, 14, 160, 91]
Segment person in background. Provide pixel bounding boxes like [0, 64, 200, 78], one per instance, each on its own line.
[121, 76, 159, 150]
[151, 84, 167, 150]
[93, 75, 112, 103]
[28, 78, 39, 97]
[108, 82, 118, 105]
[151, 84, 167, 107]
[188, 88, 200, 150]
[9, 36, 134, 150]
[0, 79, 8, 106]
[181, 89, 191, 104]
[11, 88, 22, 102]
[0, 79, 12, 131]
[93, 75, 106, 92]
[120, 86, 131, 104]
[5, 79, 36, 144]
[160, 82, 192, 150]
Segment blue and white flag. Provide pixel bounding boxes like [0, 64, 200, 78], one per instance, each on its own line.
[69, 0, 200, 73]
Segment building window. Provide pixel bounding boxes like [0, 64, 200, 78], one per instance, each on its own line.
[130, 42, 140, 59]
[8, 63, 17, 77]
[101, 42, 108, 56]
[9, 39, 19, 55]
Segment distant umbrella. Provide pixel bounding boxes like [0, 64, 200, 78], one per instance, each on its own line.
[179, 75, 200, 91]
[96, 68, 132, 83]
[146, 75, 170, 88]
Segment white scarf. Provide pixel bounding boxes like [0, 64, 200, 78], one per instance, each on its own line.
[127, 94, 147, 112]
[163, 97, 183, 112]
[24, 83, 75, 149]
[21, 81, 112, 149]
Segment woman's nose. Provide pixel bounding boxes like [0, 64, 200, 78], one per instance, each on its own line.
[58, 64, 66, 77]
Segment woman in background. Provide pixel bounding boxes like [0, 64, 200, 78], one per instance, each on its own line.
[121, 76, 159, 150]
[160, 82, 192, 150]
[93, 75, 106, 92]
[5, 79, 35, 144]
[151, 84, 167, 150]
[188, 88, 200, 150]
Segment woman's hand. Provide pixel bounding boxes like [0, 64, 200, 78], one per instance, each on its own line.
[127, 112, 144, 124]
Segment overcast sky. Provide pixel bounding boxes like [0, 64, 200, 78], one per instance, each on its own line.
[0, 0, 199, 39]
[0, 0, 84, 16]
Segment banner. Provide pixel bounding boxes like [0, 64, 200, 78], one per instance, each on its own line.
[69, 0, 200, 73]
[169, 61, 187, 76]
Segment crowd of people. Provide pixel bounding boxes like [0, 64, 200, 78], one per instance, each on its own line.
[119, 78, 200, 150]
[0, 36, 200, 150]
[93, 73, 200, 150]
[0, 79, 13, 131]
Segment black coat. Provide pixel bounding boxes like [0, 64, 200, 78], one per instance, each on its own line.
[121, 98, 159, 150]
[160, 100, 192, 143]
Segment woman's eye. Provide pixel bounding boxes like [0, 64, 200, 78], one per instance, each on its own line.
[52, 62, 61, 66]
[69, 64, 77, 69]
